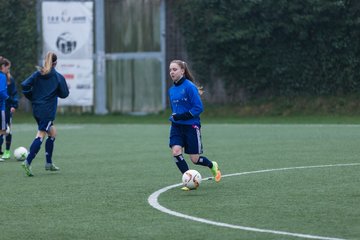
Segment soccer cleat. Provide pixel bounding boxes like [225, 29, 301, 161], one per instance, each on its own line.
[45, 163, 60, 171]
[181, 186, 197, 191]
[21, 161, 34, 177]
[2, 150, 11, 159]
[181, 186, 190, 191]
[0, 158, 4, 162]
[211, 161, 222, 182]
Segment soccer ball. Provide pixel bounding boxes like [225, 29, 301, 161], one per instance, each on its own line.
[14, 147, 28, 161]
[182, 169, 202, 190]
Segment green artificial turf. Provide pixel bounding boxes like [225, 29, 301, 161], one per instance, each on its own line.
[0, 123, 359, 240]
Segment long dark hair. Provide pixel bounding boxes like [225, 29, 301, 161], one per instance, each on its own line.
[0, 56, 10, 71]
[4, 58, 11, 84]
[0, 57, 11, 84]
[170, 60, 203, 95]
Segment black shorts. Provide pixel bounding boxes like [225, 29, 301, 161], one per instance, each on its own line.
[34, 117, 54, 132]
[169, 123, 203, 154]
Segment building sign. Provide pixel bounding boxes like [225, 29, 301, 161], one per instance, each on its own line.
[42, 1, 93, 106]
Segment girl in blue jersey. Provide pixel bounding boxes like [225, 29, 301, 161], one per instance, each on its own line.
[168, 60, 221, 190]
[0, 64, 19, 160]
[21, 52, 69, 176]
[0, 57, 10, 162]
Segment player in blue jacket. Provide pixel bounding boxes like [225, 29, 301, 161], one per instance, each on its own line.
[21, 52, 69, 176]
[168, 60, 221, 190]
[0, 57, 10, 162]
[0, 69, 19, 160]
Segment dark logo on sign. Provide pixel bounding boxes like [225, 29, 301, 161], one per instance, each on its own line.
[56, 32, 77, 54]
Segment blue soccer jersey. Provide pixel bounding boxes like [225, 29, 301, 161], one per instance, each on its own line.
[0, 72, 9, 111]
[168, 78, 203, 125]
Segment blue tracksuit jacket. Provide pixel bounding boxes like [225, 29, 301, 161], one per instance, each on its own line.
[21, 67, 69, 120]
[0, 72, 9, 111]
[168, 77, 203, 125]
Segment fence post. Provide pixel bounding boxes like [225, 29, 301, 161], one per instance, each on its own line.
[95, 0, 108, 114]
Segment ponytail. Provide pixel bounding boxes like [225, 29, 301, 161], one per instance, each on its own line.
[37, 52, 57, 75]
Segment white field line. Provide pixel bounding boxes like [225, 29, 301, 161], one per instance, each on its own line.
[148, 163, 360, 240]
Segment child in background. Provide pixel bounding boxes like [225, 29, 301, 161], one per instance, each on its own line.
[0, 57, 10, 162]
[0, 63, 19, 160]
[21, 52, 69, 176]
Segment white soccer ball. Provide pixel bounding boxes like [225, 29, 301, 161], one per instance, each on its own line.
[182, 169, 202, 189]
[14, 147, 28, 161]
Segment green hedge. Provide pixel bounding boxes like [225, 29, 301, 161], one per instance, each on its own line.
[174, 0, 360, 99]
[0, 0, 37, 85]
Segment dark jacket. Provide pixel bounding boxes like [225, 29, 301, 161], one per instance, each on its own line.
[21, 67, 69, 120]
[6, 77, 19, 111]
